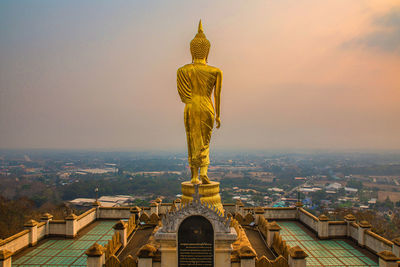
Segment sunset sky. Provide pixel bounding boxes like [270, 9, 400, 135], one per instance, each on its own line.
[1, 1, 399, 151]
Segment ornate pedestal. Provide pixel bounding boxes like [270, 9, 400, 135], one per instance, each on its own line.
[181, 181, 224, 214]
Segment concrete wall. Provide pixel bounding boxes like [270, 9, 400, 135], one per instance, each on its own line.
[99, 207, 131, 219]
[0, 206, 100, 258]
[298, 208, 318, 232]
[0, 230, 30, 253]
[349, 223, 358, 240]
[264, 208, 297, 220]
[364, 230, 393, 253]
[77, 208, 96, 232]
[49, 221, 67, 236]
[37, 222, 46, 240]
[328, 222, 346, 237]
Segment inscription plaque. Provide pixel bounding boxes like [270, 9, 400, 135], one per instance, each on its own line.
[178, 216, 214, 267]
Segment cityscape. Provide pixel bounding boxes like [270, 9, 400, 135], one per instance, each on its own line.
[1, 150, 399, 240]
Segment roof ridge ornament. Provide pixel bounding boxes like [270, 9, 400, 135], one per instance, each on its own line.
[193, 184, 201, 203]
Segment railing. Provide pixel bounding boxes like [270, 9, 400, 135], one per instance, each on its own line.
[298, 208, 318, 232]
[105, 255, 137, 267]
[231, 219, 257, 263]
[0, 230, 30, 253]
[126, 214, 136, 236]
[272, 232, 290, 261]
[349, 222, 359, 240]
[256, 255, 288, 267]
[256, 216, 290, 267]
[105, 231, 122, 260]
[263, 207, 297, 220]
[37, 222, 46, 240]
[328, 221, 347, 237]
[76, 208, 96, 221]
[298, 208, 318, 221]
[76, 208, 97, 232]
[99, 207, 131, 219]
[258, 216, 269, 239]
[365, 230, 393, 253]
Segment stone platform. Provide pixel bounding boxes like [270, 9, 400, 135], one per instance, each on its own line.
[181, 181, 224, 214]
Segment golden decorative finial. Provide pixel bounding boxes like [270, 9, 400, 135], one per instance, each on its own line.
[198, 19, 203, 33]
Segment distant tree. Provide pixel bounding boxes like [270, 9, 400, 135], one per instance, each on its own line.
[384, 197, 394, 209]
[0, 196, 68, 239]
[346, 179, 363, 189]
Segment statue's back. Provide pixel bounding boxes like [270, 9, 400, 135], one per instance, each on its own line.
[177, 63, 220, 103]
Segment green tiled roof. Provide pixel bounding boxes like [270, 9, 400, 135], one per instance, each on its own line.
[277, 222, 378, 267]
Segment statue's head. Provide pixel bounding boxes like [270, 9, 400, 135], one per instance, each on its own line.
[190, 20, 210, 62]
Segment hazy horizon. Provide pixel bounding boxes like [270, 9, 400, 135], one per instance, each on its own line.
[1, 1, 399, 151]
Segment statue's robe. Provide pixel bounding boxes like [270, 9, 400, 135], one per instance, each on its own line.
[177, 63, 220, 168]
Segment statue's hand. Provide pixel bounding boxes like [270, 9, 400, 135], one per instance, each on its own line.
[216, 117, 221, 129]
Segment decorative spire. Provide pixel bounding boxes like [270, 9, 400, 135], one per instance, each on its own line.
[198, 19, 204, 33]
[193, 184, 201, 203]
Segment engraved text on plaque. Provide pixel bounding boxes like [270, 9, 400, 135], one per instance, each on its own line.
[178, 216, 214, 267]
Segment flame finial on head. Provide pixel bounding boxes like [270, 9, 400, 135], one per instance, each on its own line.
[198, 19, 204, 33]
[190, 19, 210, 61]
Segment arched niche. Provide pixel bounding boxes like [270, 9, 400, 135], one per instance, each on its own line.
[178, 215, 214, 267]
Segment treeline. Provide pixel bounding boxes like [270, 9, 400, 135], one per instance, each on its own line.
[221, 177, 273, 193]
[0, 173, 184, 238]
[61, 173, 182, 200]
[334, 164, 400, 176]
[0, 196, 71, 239]
[118, 158, 186, 172]
[0, 173, 183, 207]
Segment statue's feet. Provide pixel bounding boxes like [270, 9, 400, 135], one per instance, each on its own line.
[200, 175, 211, 184]
[191, 178, 200, 184]
[190, 166, 200, 184]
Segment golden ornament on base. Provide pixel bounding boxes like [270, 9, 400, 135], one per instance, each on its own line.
[181, 181, 224, 215]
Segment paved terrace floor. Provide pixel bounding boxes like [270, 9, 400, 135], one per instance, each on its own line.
[278, 221, 378, 267]
[13, 220, 117, 267]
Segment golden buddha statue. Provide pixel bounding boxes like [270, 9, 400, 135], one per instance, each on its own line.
[177, 20, 222, 185]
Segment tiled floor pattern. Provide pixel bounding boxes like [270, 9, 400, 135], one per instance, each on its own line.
[277, 222, 378, 267]
[13, 221, 117, 267]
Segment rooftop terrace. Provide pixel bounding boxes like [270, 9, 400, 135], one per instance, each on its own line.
[12, 221, 116, 267]
[0, 202, 399, 267]
[278, 221, 378, 266]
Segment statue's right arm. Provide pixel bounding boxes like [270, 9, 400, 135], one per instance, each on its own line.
[214, 69, 222, 128]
